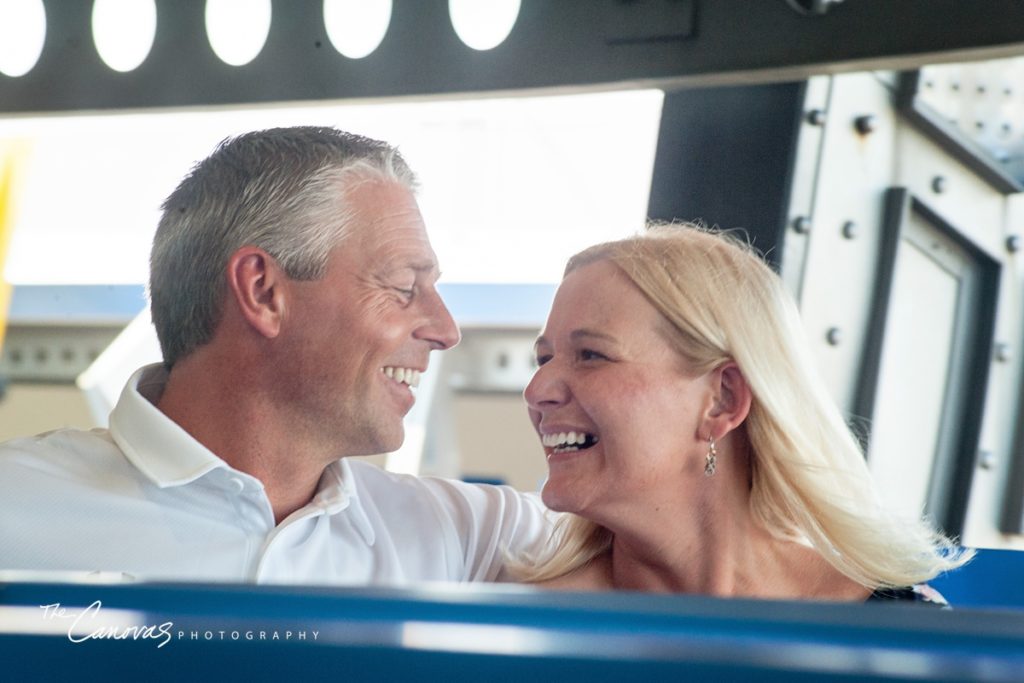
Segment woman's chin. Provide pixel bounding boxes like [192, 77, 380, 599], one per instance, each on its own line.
[541, 485, 579, 515]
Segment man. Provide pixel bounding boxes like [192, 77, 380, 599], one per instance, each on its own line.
[0, 126, 551, 583]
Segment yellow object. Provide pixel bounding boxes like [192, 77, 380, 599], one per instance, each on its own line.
[0, 142, 30, 355]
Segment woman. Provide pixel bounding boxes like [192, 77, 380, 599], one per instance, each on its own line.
[516, 222, 969, 602]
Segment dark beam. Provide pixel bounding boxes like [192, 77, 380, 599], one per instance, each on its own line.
[1, 0, 1023, 112]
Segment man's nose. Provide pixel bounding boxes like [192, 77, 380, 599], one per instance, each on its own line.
[418, 289, 461, 350]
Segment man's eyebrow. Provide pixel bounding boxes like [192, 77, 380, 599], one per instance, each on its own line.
[386, 262, 439, 279]
[411, 262, 440, 277]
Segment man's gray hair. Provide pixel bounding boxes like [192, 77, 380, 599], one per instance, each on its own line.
[149, 126, 417, 368]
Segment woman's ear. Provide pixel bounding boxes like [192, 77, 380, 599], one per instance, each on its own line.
[704, 362, 752, 439]
[226, 246, 286, 339]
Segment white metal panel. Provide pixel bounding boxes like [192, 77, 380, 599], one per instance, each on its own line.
[792, 72, 896, 413]
[961, 191, 1024, 549]
[780, 75, 831, 301]
[867, 218, 962, 518]
[895, 123, 1005, 258]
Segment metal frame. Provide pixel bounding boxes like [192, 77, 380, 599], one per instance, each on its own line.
[2, 1, 1024, 113]
[3, 580, 1024, 680]
[1002, 365, 1024, 533]
[854, 187, 1001, 537]
[897, 70, 1024, 194]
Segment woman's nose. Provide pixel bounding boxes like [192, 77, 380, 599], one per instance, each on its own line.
[524, 360, 568, 411]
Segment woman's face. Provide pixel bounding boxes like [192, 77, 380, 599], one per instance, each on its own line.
[525, 260, 715, 523]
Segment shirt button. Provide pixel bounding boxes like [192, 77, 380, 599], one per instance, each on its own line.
[229, 477, 245, 493]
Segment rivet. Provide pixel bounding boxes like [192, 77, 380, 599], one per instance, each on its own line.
[841, 221, 858, 239]
[793, 216, 812, 234]
[995, 342, 1012, 363]
[931, 176, 947, 194]
[806, 109, 827, 127]
[978, 450, 997, 470]
[825, 327, 842, 346]
[854, 115, 877, 135]
[1007, 234, 1022, 253]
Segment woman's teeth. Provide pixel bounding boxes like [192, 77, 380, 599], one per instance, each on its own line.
[541, 431, 599, 453]
[382, 366, 421, 388]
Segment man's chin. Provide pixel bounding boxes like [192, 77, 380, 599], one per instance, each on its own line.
[356, 429, 405, 459]
[331, 416, 406, 459]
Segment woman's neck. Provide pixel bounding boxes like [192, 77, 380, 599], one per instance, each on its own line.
[588, 479, 869, 601]
[600, 524, 870, 601]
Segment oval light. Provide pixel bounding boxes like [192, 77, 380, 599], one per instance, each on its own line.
[323, 0, 392, 59]
[449, 0, 520, 51]
[92, 0, 158, 73]
[205, 0, 272, 66]
[0, 0, 47, 77]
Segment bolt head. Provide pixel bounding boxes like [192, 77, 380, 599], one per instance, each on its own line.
[825, 327, 842, 346]
[841, 221, 858, 239]
[1006, 234, 1022, 253]
[806, 109, 827, 127]
[854, 115, 877, 135]
[931, 176, 947, 194]
[979, 450, 997, 470]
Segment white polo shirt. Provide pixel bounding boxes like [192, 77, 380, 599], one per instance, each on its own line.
[0, 365, 553, 584]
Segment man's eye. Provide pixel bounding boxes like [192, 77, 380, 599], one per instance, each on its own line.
[394, 287, 415, 299]
[535, 354, 552, 367]
[579, 349, 606, 361]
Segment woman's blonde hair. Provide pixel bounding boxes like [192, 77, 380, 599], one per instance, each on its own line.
[517, 222, 970, 588]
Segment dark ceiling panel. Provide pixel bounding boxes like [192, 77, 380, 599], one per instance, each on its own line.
[1, 0, 1023, 112]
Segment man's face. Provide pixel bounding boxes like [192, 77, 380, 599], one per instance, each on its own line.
[274, 178, 460, 458]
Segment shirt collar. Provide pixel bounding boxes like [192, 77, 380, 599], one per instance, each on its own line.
[109, 364, 230, 488]
[109, 365, 376, 544]
[319, 459, 376, 546]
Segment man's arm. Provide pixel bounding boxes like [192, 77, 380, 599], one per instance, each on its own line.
[417, 475, 557, 582]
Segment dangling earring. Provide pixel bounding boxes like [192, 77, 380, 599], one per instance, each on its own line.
[704, 435, 717, 477]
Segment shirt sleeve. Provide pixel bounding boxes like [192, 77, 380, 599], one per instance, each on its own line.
[417, 476, 558, 582]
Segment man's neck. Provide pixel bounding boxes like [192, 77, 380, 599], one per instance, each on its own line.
[156, 355, 331, 525]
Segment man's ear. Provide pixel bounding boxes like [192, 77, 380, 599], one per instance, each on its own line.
[226, 246, 286, 339]
[703, 362, 752, 439]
